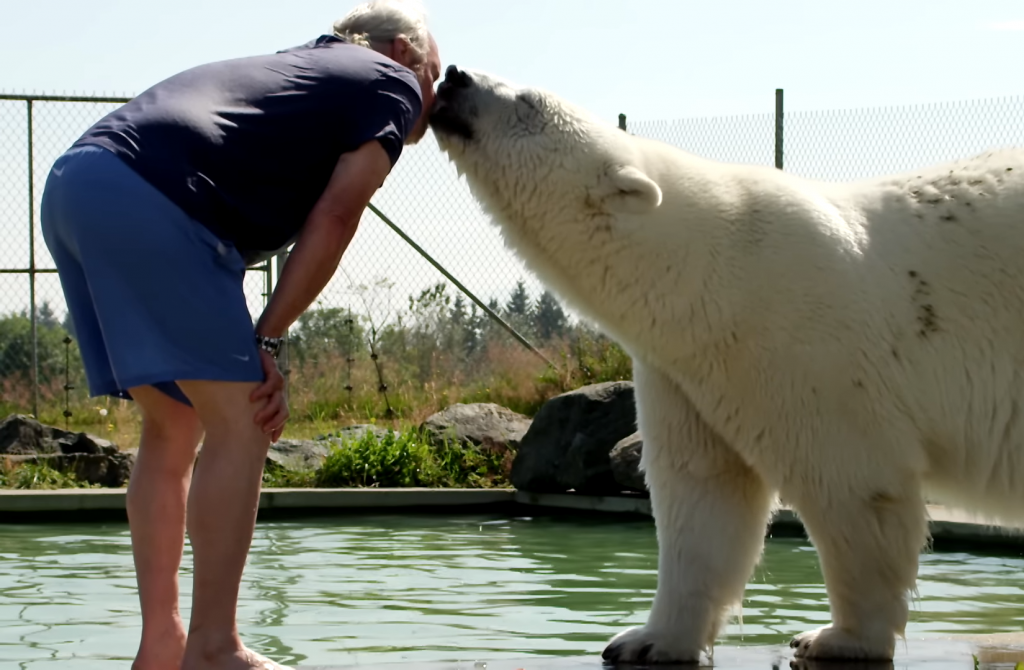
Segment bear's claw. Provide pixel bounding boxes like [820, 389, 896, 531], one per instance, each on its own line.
[602, 626, 703, 665]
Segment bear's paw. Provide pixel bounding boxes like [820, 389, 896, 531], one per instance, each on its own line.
[790, 625, 896, 661]
[602, 625, 705, 665]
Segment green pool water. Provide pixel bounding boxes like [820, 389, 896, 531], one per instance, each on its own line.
[1, 511, 1022, 669]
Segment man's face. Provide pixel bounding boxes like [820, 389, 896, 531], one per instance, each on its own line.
[407, 35, 441, 144]
[383, 34, 441, 145]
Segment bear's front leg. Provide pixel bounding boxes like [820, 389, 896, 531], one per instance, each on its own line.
[602, 361, 776, 665]
[787, 463, 929, 661]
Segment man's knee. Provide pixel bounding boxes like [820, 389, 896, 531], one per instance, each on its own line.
[176, 380, 266, 441]
[129, 384, 204, 448]
[130, 384, 200, 428]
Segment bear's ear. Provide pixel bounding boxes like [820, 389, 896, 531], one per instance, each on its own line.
[593, 165, 663, 215]
[515, 90, 546, 131]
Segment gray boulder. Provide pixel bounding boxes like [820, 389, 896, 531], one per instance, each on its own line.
[511, 381, 637, 494]
[265, 439, 333, 471]
[0, 414, 61, 455]
[1, 413, 118, 456]
[0, 414, 135, 487]
[420, 403, 531, 452]
[610, 431, 646, 492]
[5, 452, 136, 488]
[265, 425, 398, 473]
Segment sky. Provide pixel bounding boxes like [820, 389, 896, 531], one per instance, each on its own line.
[2, 0, 1023, 324]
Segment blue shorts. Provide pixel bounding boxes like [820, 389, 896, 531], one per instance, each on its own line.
[39, 144, 265, 406]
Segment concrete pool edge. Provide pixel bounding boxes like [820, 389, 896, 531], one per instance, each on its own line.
[293, 635, 1024, 670]
[1, 487, 1023, 549]
[0, 487, 518, 514]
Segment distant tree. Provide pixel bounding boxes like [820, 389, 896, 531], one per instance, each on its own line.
[462, 302, 486, 358]
[0, 301, 84, 390]
[503, 279, 535, 340]
[533, 290, 568, 342]
[288, 305, 366, 365]
[468, 296, 502, 347]
[446, 294, 478, 359]
[505, 280, 531, 320]
[37, 302, 60, 329]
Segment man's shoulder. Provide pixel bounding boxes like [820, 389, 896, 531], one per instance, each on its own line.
[279, 34, 420, 96]
[276, 34, 397, 72]
[370, 63, 423, 107]
[276, 33, 350, 55]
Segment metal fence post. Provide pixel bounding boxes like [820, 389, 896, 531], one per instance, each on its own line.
[618, 113, 627, 132]
[775, 88, 784, 170]
[263, 260, 273, 308]
[274, 251, 291, 397]
[27, 99, 39, 418]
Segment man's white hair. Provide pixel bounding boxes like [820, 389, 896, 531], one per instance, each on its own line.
[333, 0, 431, 67]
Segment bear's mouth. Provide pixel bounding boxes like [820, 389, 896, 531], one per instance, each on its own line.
[429, 101, 474, 141]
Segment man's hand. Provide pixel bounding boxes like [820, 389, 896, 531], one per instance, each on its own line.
[251, 349, 289, 443]
[249, 140, 394, 443]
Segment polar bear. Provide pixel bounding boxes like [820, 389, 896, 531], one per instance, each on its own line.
[428, 64, 1024, 663]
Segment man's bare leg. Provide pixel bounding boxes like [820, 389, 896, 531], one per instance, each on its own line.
[126, 385, 205, 670]
[176, 379, 290, 670]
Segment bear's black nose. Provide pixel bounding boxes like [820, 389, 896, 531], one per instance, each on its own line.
[444, 64, 471, 88]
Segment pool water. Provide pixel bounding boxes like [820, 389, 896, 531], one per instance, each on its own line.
[1, 512, 1022, 669]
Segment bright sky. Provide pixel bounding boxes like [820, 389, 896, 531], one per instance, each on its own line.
[2, 0, 1023, 324]
[4, 0, 1024, 119]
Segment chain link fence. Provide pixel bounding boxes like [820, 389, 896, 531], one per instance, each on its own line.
[2, 91, 1023, 429]
[0, 93, 573, 428]
[628, 91, 1024, 180]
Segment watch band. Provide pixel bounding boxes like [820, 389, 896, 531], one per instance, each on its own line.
[256, 334, 284, 359]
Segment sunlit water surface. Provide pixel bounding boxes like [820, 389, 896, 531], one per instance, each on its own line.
[2, 512, 1022, 669]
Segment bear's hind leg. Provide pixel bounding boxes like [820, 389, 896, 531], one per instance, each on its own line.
[788, 469, 929, 661]
[602, 361, 775, 665]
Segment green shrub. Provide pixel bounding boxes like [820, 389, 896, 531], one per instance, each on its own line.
[0, 460, 98, 490]
[313, 428, 511, 489]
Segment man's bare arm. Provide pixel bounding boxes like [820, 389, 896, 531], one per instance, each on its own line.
[254, 139, 394, 339]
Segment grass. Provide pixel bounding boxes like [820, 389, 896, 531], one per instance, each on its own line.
[1, 427, 512, 491]
[2, 333, 632, 490]
[319, 427, 512, 488]
[7, 335, 632, 447]
[0, 459, 100, 490]
[261, 426, 513, 489]
[0, 427, 513, 491]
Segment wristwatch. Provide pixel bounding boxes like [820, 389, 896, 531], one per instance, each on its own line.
[256, 334, 285, 359]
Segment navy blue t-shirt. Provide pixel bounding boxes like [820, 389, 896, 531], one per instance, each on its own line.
[74, 35, 423, 265]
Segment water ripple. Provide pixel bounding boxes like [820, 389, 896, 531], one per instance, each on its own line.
[0, 513, 1021, 669]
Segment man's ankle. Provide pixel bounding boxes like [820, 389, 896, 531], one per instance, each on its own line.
[184, 625, 244, 658]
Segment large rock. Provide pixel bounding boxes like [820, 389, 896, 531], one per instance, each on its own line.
[420, 403, 531, 452]
[1, 413, 121, 456]
[265, 425, 398, 473]
[610, 432, 646, 492]
[70, 452, 133, 487]
[265, 439, 332, 471]
[511, 381, 637, 494]
[0, 414, 134, 486]
[0, 414, 60, 455]
[5, 453, 136, 488]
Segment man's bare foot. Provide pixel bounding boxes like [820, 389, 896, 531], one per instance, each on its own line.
[181, 638, 293, 670]
[131, 621, 187, 670]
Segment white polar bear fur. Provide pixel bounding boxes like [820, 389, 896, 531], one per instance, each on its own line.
[428, 68, 1024, 663]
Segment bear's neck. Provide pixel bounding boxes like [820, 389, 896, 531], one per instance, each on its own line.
[496, 170, 738, 370]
